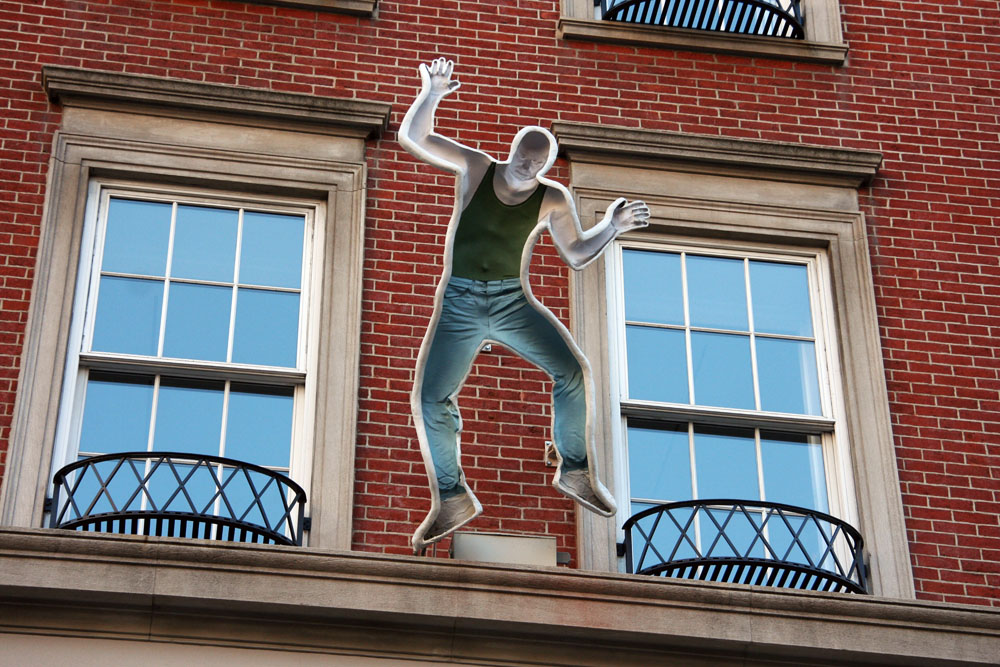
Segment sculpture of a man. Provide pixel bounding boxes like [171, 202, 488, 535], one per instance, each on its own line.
[399, 58, 651, 552]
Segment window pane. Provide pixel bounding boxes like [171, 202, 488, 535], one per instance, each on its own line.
[750, 261, 813, 337]
[102, 198, 171, 276]
[152, 379, 225, 455]
[623, 249, 683, 325]
[225, 385, 294, 468]
[232, 289, 300, 367]
[240, 211, 305, 289]
[686, 255, 748, 330]
[694, 425, 758, 500]
[760, 431, 828, 512]
[78, 373, 154, 455]
[691, 331, 754, 409]
[171, 205, 238, 282]
[162, 283, 232, 361]
[625, 325, 688, 403]
[756, 338, 821, 415]
[627, 422, 690, 502]
[91, 276, 163, 356]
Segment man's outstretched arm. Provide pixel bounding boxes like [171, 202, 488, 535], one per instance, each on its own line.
[546, 187, 651, 270]
[398, 58, 483, 175]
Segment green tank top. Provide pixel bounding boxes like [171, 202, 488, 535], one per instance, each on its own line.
[451, 162, 548, 280]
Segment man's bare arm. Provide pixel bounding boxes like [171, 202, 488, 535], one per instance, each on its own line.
[545, 186, 651, 270]
[398, 58, 485, 176]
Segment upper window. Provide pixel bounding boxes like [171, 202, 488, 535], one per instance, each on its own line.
[49, 185, 321, 543]
[559, 0, 847, 64]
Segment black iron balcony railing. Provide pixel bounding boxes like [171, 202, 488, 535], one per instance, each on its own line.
[598, 0, 805, 39]
[50, 452, 307, 546]
[623, 499, 868, 593]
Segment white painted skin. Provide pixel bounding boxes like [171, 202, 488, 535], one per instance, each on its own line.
[398, 57, 651, 552]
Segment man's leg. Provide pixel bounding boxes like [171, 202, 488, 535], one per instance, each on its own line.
[413, 280, 486, 547]
[490, 287, 616, 516]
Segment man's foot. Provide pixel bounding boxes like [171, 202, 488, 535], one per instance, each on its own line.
[555, 468, 617, 517]
[411, 491, 481, 553]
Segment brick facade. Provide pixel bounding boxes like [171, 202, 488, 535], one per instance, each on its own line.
[0, 0, 997, 605]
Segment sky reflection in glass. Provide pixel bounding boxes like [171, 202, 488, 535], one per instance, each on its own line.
[152, 379, 225, 455]
[757, 338, 821, 415]
[78, 373, 154, 454]
[91, 277, 163, 355]
[687, 255, 747, 330]
[691, 332, 754, 409]
[225, 385, 294, 468]
[171, 205, 238, 282]
[163, 283, 232, 361]
[694, 426, 758, 500]
[240, 212, 305, 289]
[626, 325, 688, 403]
[761, 431, 828, 511]
[623, 249, 683, 325]
[750, 261, 812, 337]
[233, 289, 300, 367]
[102, 198, 171, 276]
[627, 423, 690, 501]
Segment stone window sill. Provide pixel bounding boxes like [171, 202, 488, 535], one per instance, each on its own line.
[245, 0, 377, 16]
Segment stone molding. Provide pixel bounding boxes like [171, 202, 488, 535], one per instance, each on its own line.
[0, 529, 997, 664]
[42, 66, 391, 138]
[552, 122, 883, 188]
[245, 0, 377, 15]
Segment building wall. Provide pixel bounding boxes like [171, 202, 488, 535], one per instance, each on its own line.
[0, 0, 997, 605]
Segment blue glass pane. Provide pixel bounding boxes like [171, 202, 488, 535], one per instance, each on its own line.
[162, 283, 232, 361]
[171, 205, 238, 282]
[629, 503, 698, 568]
[225, 385, 294, 468]
[152, 379, 225, 455]
[625, 325, 688, 403]
[760, 431, 828, 512]
[757, 338, 821, 415]
[687, 255, 748, 330]
[102, 198, 171, 276]
[700, 508, 766, 559]
[627, 423, 690, 502]
[623, 249, 683, 325]
[232, 289, 300, 367]
[694, 425, 758, 500]
[240, 211, 305, 289]
[79, 373, 154, 455]
[91, 276, 163, 355]
[146, 461, 220, 515]
[750, 261, 813, 337]
[691, 332, 754, 409]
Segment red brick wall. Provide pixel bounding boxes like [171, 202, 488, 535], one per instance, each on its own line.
[0, 0, 997, 604]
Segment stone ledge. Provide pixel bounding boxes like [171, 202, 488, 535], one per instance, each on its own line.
[552, 122, 883, 188]
[0, 528, 997, 665]
[558, 17, 848, 65]
[42, 66, 392, 138]
[245, 0, 377, 15]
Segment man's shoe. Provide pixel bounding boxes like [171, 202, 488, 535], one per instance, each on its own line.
[412, 491, 481, 553]
[555, 468, 617, 517]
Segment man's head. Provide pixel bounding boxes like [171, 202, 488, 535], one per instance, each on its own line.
[506, 127, 557, 181]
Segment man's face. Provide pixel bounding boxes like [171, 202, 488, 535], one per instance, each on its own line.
[510, 140, 550, 181]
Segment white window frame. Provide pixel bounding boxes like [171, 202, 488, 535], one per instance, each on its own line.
[558, 0, 848, 65]
[47, 181, 327, 536]
[606, 236, 859, 541]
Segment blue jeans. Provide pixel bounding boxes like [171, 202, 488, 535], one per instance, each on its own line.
[420, 277, 588, 498]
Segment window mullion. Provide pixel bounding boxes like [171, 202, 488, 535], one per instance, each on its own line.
[681, 252, 695, 405]
[228, 209, 244, 364]
[745, 258, 762, 412]
[156, 203, 177, 358]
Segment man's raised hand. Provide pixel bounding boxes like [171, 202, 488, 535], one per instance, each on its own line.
[608, 198, 651, 234]
[420, 57, 460, 98]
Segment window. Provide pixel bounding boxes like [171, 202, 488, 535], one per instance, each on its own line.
[554, 121, 914, 597]
[614, 244, 841, 521]
[559, 0, 847, 64]
[49, 186, 321, 537]
[0, 66, 389, 549]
